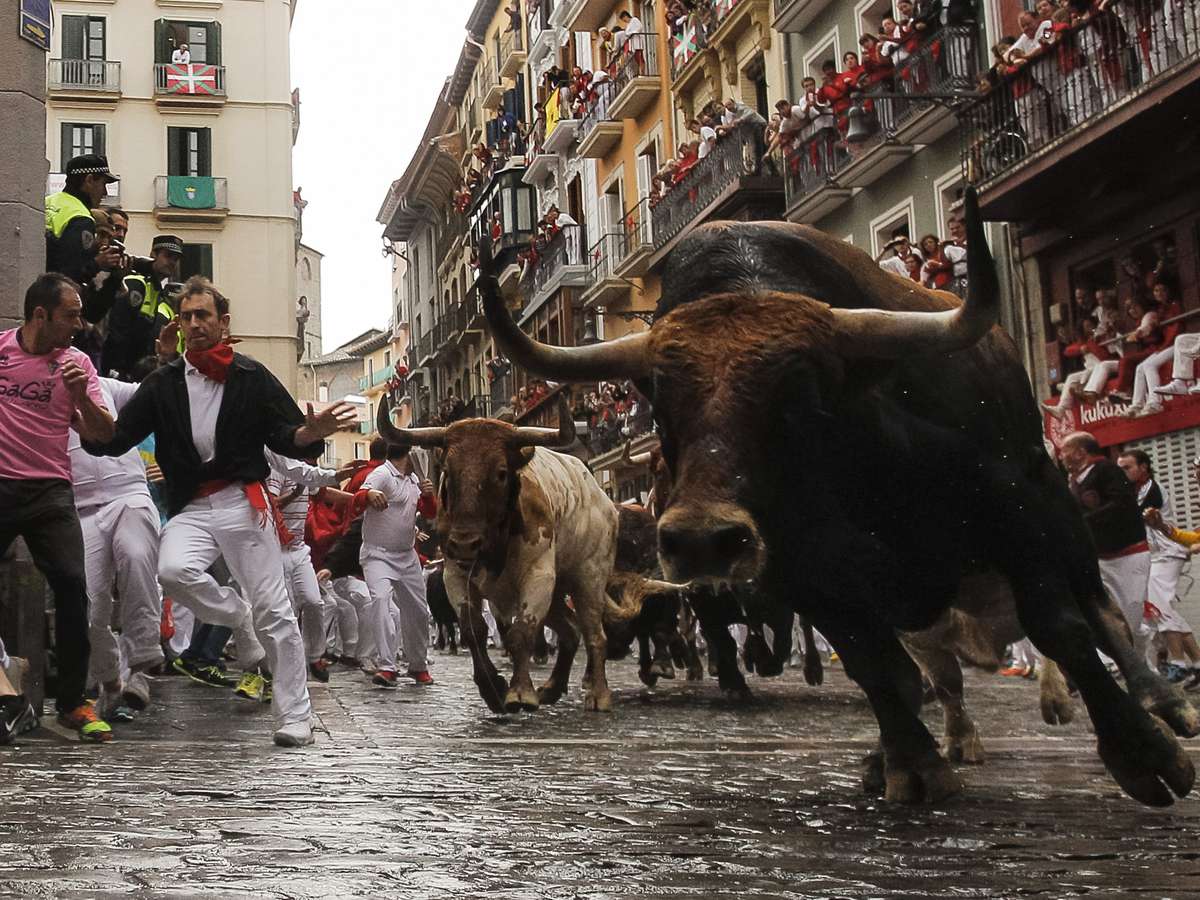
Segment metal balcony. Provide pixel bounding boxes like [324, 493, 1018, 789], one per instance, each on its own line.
[581, 232, 629, 309]
[499, 28, 526, 79]
[48, 58, 121, 96]
[577, 80, 623, 159]
[153, 176, 229, 225]
[609, 33, 661, 121]
[153, 63, 226, 107]
[523, 224, 590, 321]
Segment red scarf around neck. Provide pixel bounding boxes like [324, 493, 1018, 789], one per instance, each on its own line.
[185, 342, 235, 383]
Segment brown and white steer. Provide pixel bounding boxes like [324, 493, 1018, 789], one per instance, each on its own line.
[377, 395, 620, 713]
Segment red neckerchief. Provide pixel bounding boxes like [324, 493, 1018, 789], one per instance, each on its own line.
[186, 342, 235, 383]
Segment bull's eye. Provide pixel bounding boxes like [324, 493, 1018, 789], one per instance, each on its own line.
[497, 469, 508, 483]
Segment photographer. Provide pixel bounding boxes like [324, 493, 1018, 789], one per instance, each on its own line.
[102, 235, 184, 381]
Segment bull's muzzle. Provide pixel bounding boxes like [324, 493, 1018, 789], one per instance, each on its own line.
[444, 531, 484, 566]
[657, 504, 765, 585]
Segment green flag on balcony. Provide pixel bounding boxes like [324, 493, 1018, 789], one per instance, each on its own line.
[166, 175, 216, 209]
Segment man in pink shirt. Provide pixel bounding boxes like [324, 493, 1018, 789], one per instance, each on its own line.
[0, 273, 116, 742]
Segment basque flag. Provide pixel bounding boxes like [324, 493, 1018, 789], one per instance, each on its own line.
[164, 63, 219, 95]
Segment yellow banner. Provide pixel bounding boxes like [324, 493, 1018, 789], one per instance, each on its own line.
[545, 88, 561, 140]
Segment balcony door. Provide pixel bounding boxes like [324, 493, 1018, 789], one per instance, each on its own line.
[61, 16, 107, 86]
[168, 127, 212, 177]
[156, 20, 222, 65]
[60, 124, 105, 169]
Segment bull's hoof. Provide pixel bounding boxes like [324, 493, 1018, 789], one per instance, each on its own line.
[1097, 714, 1194, 807]
[945, 729, 986, 765]
[884, 750, 963, 804]
[449, 645, 459, 656]
[862, 749, 885, 794]
[537, 681, 566, 706]
[584, 689, 614, 712]
[476, 677, 508, 715]
[686, 662, 705, 681]
[637, 667, 659, 688]
[803, 656, 824, 686]
[722, 686, 755, 704]
[1137, 678, 1200, 738]
[1040, 691, 1074, 726]
[707, 657, 719, 677]
[651, 659, 675, 680]
[504, 685, 539, 713]
[532, 653, 549, 666]
[757, 658, 784, 678]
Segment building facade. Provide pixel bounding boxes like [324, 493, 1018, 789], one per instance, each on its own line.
[45, 0, 303, 389]
[296, 241, 323, 362]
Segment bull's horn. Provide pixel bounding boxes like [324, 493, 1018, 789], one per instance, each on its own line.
[376, 394, 447, 447]
[628, 450, 654, 467]
[509, 394, 576, 447]
[479, 236, 653, 381]
[832, 187, 1000, 359]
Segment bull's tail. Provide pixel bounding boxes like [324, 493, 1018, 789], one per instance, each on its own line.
[604, 572, 684, 624]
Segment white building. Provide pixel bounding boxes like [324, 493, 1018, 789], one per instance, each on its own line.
[45, 0, 303, 389]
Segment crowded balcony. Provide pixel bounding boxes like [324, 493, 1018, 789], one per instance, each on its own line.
[582, 381, 655, 456]
[890, 25, 978, 145]
[527, 0, 560, 67]
[608, 33, 661, 120]
[650, 118, 782, 258]
[482, 58, 506, 111]
[521, 223, 590, 321]
[48, 58, 121, 100]
[152, 175, 228, 225]
[499, 28, 527, 79]
[577, 80, 624, 158]
[153, 62, 226, 108]
[668, 0, 770, 90]
[612, 197, 654, 278]
[771, 0, 835, 33]
[417, 330, 435, 367]
[959, 1, 1200, 220]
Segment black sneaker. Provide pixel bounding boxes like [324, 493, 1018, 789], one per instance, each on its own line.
[0, 694, 38, 745]
[308, 660, 330, 683]
[172, 657, 237, 688]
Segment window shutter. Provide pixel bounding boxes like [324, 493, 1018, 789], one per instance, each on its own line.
[93, 124, 106, 157]
[198, 129, 212, 176]
[154, 19, 170, 64]
[60, 123, 73, 170]
[167, 127, 181, 176]
[515, 73, 526, 122]
[207, 21, 222, 66]
[62, 16, 85, 59]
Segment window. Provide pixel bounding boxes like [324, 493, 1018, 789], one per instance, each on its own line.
[354, 442, 367, 460]
[318, 383, 329, 403]
[933, 166, 965, 236]
[870, 197, 916, 259]
[61, 16, 105, 60]
[744, 54, 769, 119]
[855, 0, 894, 43]
[301, 257, 312, 279]
[156, 19, 222, 65]
[803, 27, 841, 81]
[60, 123, 105, 167]
[168, 127, 211, 176]
[384, 350, 392, 367]
[180, 244, 214, 280]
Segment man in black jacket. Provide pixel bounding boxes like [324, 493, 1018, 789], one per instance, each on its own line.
[1061, 431, 1152, 659]
[83, 276, 355, 747]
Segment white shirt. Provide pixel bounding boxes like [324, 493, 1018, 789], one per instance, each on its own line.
[265, 450, 340, 547]
[944, 242, 968, 277]
[172, 48, 191, 64]
[68, 378, 152, 511]
[697, 125, 717, 159]
[360, 460, 421, 556]
[624, 15, 644, 36]
[1140, 479, 1188, 561]
[184, 358, 224, 463]
[880, 255, 909, 277]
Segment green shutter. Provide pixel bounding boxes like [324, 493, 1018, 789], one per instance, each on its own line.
[198, 128, 212, 176]
[62, 16, 85, 59]
[60, 123, 72, 170]
[207, 21, 222, 66]
[154, 19, 170, 64]
[93, 124, 106, 157]
[167, 127, 181, 176]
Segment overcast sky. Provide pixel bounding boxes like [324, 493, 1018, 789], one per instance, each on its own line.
[292, 1, 476, 354]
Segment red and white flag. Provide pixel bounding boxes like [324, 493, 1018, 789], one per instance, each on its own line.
[164, 63, 219, 95]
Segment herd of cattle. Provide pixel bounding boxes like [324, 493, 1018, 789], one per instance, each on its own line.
[378, 189, 1198, 809]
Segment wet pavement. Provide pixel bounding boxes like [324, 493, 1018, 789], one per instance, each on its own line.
[1, 650, 1198, 899]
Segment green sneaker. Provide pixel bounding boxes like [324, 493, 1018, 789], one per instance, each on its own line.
[233, 672, 265, 702]
[261, 676, 273, 705]
[173, 657, 237, 688]
[57, 702, 113, 743]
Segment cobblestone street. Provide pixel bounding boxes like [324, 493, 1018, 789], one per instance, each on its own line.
[1, 651, 1198, 899]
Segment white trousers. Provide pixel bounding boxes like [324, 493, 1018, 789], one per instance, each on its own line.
[1164, 0, 1199, 57]
[158, 485, 311, 728]
[80, 495, 163, 685]
[482, 600, 503, 646]
[1014, 90, 1052, 149]
[1098, 550, 1152, 658]
[1084, 359, 1120, 394]
[1171, 333, 1200, 380]
[1132, 345, 1176, 407]
[281, 542, 326, 664]
[1053, 367, 1095, 410]
[333, 576, 373, 662]
[1056, 68, 1098, 129]
[1148, 555, 1195, 634]
[0, 636, 9, 671]
[1010, 637, 1040, 668]
[362, 546, 430, 674]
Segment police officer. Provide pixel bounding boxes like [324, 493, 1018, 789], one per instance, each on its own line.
[102, 235, 184, 381]
[46, 154, 122, 297]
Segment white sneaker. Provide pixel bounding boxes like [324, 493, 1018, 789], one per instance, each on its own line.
[273, 720, 315, 748]
[1121, 404, 1142, 418]
[1156, 380, 1192, 396]
[1189, 383, 1200, 395]
[1136, 403, 1163, 417]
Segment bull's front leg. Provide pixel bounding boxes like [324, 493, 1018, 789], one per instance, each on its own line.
[504, 563, 556, 712]
[816, 612, 962, 804]
[539, 592, 578, 705]
[575, 580, 614, 712]
[445, 569, 507, 714]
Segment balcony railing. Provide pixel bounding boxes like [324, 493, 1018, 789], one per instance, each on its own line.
[529, 223, 587, 296]
[618, 197, 654, 268]
[500, 27, 525, 69]
[588, 402, 655, 455]
[490, 372, 513, 412]
[153, 62, 226, 97]
[651, 119, 769, 250]
[49, 58, 121, 92]
[361, 363, 395, 390]
[782, 126, 851, 206]
[418, 330, 434, 363]
[613, 32, 659, 88]
[588, 231, 622, 286]
[578, 78, 619, 143]
[960, 7, 1199, 186]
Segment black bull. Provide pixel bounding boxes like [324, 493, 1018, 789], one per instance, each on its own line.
[479, 188, 1199, 807]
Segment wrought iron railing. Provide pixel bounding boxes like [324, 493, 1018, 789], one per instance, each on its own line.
[418, 330, 434, 363]
[530, 223, 587, 295]
[960, 6, 1198, 186]
[49, 58, 121, 91]
[620, 197, 654, 263]
[490, 372, 513, 411]
[891, 25, 979, 128]
[153, 176, 229, 210]
[578, 78, 619, 143]
[588, 403, 655, 454]
[651, 119, 768, 250]
[501, 27, 524, 59]
[153, 62, 226, 96]
[587, 232, 623, 287]
[612, 32, 659, 91]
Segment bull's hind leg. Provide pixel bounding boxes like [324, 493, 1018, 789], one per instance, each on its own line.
[1013, 568, 1193, 806]
[802, 621, 824, 686]
[575, 583, 614, 712]
[539, 593, 578, 705]
[902, 637, 985, 764]
[817, 614, 961, 804]
[1039, 658, 1073, 725]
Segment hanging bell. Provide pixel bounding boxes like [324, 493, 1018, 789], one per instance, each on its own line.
[581, 313, 599, 345]
[845, 102, 876, 144]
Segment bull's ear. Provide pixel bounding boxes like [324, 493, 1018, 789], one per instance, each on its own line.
[516, 446, 537, 467]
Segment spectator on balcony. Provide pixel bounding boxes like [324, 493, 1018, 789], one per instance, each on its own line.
[1045, 6, 1101, 126]
[617, 10, 646, 66]
[1006, 13, 1056, 148]
[717, 97, 763, 137]
[1162, 0, 1198, 70]
[858, 33, 896, 88]
[893, 0, 928, 75]
[689, 116, 718, 159]
[879, 15, 903, 62]
[919, 235, 954, 290]
[816, 59, 856, 138]
[171, 43, 191, 65]
[877, 229, 920, 277]
[505, 2, 522, 32]
[1124, 282, 1184, 416]
[1107, 295, 1163, 404]
[945, 217, 969, 297]
[1043, 316, 1116, 418]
